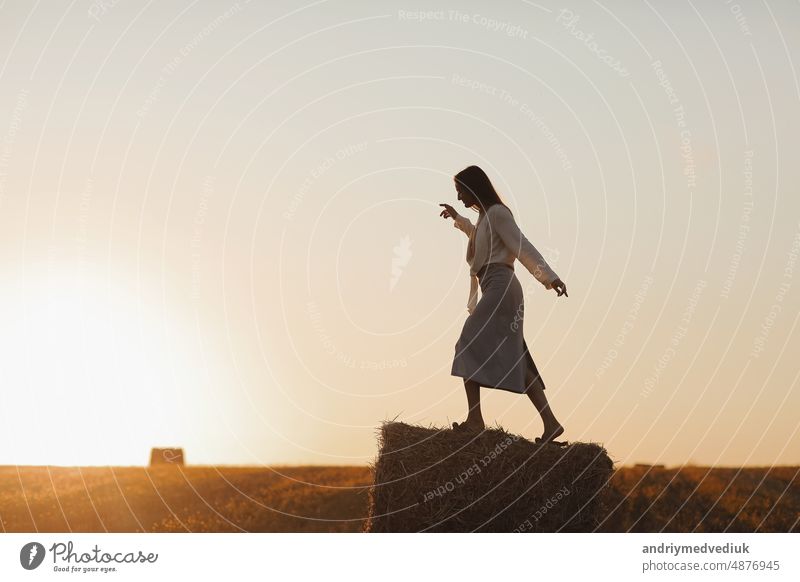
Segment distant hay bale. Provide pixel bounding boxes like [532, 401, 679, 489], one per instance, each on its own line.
[149, 447, 185, 466]
[365, 422, 614, 532]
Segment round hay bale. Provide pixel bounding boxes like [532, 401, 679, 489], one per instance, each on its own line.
[365, 422, 614, 532]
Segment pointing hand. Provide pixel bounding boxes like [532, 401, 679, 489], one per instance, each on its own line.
[552, 279, 568, 297]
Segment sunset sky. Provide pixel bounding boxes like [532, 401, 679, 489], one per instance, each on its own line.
[1, 0, 798, 467]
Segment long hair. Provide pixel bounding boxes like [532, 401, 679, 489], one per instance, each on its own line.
[454, 165, 507, 215]
[455, 165, 510, 262]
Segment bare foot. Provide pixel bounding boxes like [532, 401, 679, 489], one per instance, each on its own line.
[536, 423, 564, 444]
[452, 418, 485, 432]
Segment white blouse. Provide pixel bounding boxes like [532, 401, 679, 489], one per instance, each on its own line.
[453, 204, 560, 314]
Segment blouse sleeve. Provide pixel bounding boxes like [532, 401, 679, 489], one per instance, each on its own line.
[492, 205, 560, 289]
[452, 213, 475, 237]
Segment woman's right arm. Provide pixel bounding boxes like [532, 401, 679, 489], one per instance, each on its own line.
[452, 213, 475, 237]
[440, 203, 475, 237]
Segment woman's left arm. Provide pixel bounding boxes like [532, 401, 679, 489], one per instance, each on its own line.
[492, 205, 560, 289]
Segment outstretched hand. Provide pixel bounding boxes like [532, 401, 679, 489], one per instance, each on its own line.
[439, 203, 458, 220]
[552, 279, 568, 297]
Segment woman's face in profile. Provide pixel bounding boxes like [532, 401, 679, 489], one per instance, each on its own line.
[455, 180, 476, 208]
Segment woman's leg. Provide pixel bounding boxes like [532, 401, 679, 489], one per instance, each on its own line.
[462, 378, 485, 428]
[525, 368, 564, 441]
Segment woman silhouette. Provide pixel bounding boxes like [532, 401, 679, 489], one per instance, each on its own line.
[440, 165, 568, 444]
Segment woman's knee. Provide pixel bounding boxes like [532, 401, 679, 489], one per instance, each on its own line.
[525, 371, 544, 393]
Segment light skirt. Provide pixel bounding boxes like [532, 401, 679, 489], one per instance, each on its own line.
[451, 263, 546, 394]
